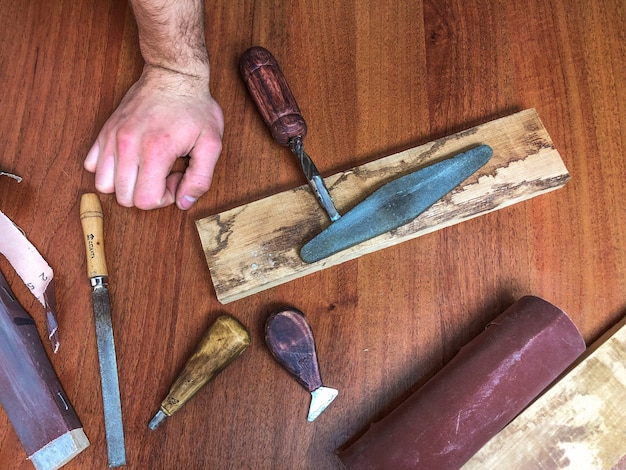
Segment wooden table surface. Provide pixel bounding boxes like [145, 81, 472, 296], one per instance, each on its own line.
[1, 1, 624, 469]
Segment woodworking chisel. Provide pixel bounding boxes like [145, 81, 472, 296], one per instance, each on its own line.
[265, 308, 338, 421]
[240, 46, 493, 263]
[80, 193, 126, 468]
[240, 46, 340, 222]
[149, 315, 251, 430]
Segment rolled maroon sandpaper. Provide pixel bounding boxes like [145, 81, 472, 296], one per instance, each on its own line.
[337, 295, 586, 470]
[0, 270, 89, 469]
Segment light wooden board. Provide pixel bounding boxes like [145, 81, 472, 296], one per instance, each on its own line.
[196, 109, 569, 304]
[463, 316, 626, 469]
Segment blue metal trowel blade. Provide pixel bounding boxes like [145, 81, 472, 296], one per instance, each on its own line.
[300, 144, 493, 263]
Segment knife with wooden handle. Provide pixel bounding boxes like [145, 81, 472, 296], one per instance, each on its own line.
[80, 193, 126, 468]
[265, 308, 338, 421]
[149, 315, 251, 430]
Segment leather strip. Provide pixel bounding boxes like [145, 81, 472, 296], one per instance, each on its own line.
[0, 209, 59, 352]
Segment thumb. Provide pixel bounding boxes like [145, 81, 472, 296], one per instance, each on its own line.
[176, 134, 222, 210]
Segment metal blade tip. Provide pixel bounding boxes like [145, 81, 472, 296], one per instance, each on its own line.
[307, 386, 339, 422]
[107, 452, 127, 468]
[0, 171, 22, 182]
[148, 410, 167, 430]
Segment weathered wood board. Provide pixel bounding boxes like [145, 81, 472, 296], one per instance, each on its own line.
[196, 109, 569, 304]
[463, 315, 626, 469]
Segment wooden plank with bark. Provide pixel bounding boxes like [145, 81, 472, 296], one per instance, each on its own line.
[196, 109, 569, 304]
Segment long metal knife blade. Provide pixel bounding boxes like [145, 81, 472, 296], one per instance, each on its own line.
[92, 283, 126, 467]
[80, 193, 126, 468]
[300, 145, 493, 263]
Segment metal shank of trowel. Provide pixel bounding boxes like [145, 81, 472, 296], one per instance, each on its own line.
[239, 46, 341, 222]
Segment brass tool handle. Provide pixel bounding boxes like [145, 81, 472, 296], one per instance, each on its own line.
[239, 46, 307, 147]
[159, 315, 251, 418]
[80, 193, 108, 279]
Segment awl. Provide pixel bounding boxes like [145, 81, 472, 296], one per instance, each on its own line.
[240, 47, 493, 263]
[80, 193, 126, 468]
[265, 308, 338, 421]
[149, 314, 251, 430]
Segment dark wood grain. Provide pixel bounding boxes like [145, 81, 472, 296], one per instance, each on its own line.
[0, 1, 625, 469]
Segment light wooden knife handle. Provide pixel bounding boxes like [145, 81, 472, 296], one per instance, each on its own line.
[80, 193, 108, 279]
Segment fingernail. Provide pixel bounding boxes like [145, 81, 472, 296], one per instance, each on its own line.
[178, 195, 197, 210]
[84, 143, 99, 171]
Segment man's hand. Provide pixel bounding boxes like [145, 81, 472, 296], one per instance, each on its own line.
[84, 65, 224, 210]
[85, 0, 223, 210]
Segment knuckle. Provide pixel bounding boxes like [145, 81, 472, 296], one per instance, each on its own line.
[204, 134, 223, 156]
[142, 138, 164, 157]
[115, 194, 133, 207]
[115, 129, 137, 155]
[133, 191, 171, 210]
[133, 193, 157, 210]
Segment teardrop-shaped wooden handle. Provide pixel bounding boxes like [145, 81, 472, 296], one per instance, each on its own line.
[239, 46, 307, 147]
[265, 308, 322, 392]
[160, 315, 251, 416]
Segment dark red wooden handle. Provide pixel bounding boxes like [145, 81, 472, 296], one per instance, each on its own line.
[265, 308, 322, 392]
[239, 46, 307, 147]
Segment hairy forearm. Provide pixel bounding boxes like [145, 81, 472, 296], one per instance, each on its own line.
[129, 0, 209, 78]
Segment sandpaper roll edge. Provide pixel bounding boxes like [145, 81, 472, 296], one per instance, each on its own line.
[337, 295, 586, 470]
[0, 270, 89, 469]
